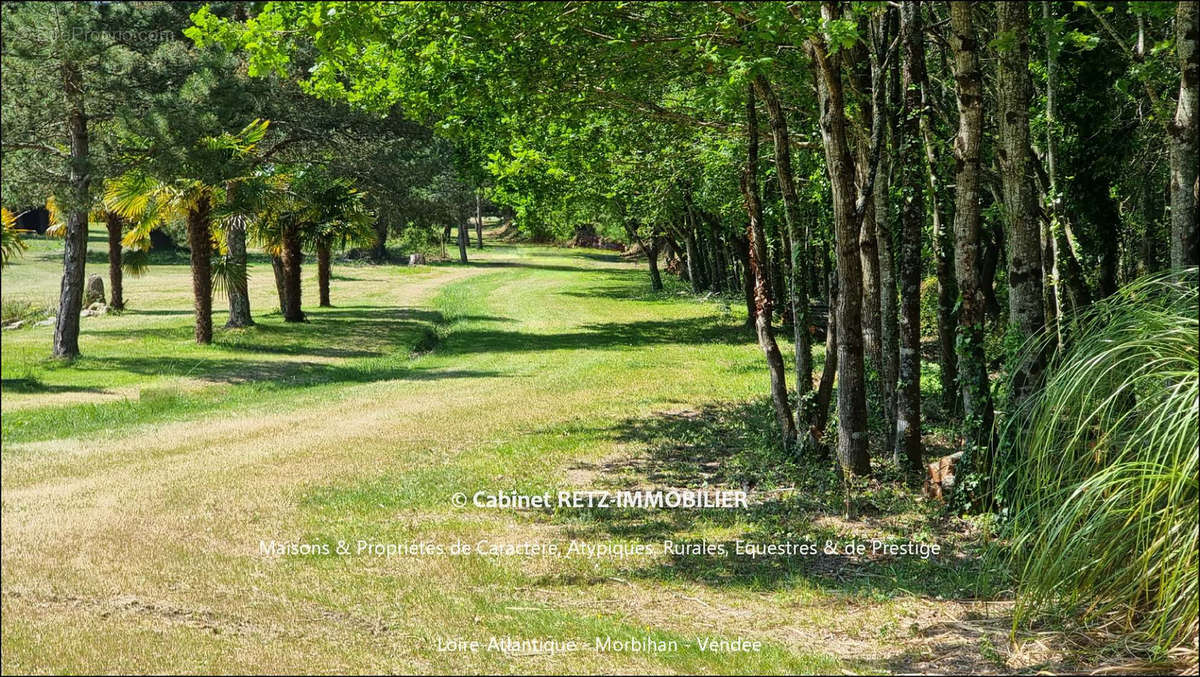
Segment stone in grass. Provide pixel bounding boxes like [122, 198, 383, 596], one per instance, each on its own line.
[83, 274, 106, 306]
[81, 301, 107, 318]
[408, 253, 426, 265]
[3, 320, 25, 330]
[35, 316, 56, 327]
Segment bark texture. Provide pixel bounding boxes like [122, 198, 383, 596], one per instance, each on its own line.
[920, 65, 958, 413]
[225, 215, 254, 328]
[186, 196, 214, 344]
[317, 242, 332, 307]
[754, 74, 815, 435]
[895, 0, 924, 472]
[950, 1, 995, 462]
[810, 3, 870, 476]
[742, 84, 798, 445]
[996, 0, 1046, 403]
[53, 60, 89, 359]
[1170, 0, 1199, 267]
[103, 211, 125, 312]
[281, 223, 306, 322]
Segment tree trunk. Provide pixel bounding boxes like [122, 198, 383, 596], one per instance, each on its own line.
[735, 236, 755, 323]
[475, 189, 484, 249]
[646, 236, 664, 292]
[700, 211, 725, 292]
[225, 215, 254, 328]
[996, 0, 1046, 403]
[103, 211, 124, 312]
[372, 221, 388, 262]
[919, 37, 958, 413]
[1170, 0, 1199, 267]
[950, 1, 995, 467]
[684, 227, 702, 293]
[457, 208, 469, 264]
[52, 60, 89, 359]
[742, 84, 798, 445]
[317, 242, 332, 307]
[814, 262, 838, 442]
[1041, 1, 1066, 350]
[186, 196, 214, 344]
[281, 223, 305, 322]
[810, 4, 871, 476]
[894, 1, 925, 473]
[754, 74, 815, 434]
[878, 9, 902, 452]
[272, 255, 287, 314]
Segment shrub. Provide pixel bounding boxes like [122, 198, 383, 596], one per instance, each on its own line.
[998, 268, 1198, 652]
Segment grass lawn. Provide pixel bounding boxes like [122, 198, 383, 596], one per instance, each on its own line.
[0, 229, 1102, 674]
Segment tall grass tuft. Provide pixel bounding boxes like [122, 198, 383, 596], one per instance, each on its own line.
[998, 268, 1198, 653]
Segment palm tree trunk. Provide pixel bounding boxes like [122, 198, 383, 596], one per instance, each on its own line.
[317, 242, 332, 307]
[103, 210, 124, 311]
[272, 255, 287, 314]
[53, 60, 89, 359]
[281, 223, 305, 322]
[186, 196, 214, 344]
[225, 216, 253, 328]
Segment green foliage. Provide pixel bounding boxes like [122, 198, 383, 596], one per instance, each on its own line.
[998, 269, 1199, 650]
[397, 224, 441, 258]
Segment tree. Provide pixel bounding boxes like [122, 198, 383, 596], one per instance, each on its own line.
[742, 84, 797, 445]
[303, 177, 376, 307]
[1169, 0, 1198, 268]
[109, 120, 271, 343]
[949, 1, 995, 473]
[1, 3, 100, 358]
[808, 2, 871, 476]
[996, 1, 1046, 404]
[753, 74, 815, 443]
[894, 1, 925, 472]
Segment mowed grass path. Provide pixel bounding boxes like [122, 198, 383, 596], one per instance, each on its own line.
[2, 235, 988, 674]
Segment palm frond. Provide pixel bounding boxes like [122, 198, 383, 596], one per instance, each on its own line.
[1, 207, 31, 266]
[44, 196, 66, 238]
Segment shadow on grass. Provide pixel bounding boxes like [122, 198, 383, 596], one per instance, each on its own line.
[73, 306, 513, 386]
[0, 378, 111, 395]
[553, 399, 998, 599]
[434, 316, 753, 357]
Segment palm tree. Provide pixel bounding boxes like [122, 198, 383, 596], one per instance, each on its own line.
[106, 174, 220, 342]
[255, 166, 377, 317]
[305, 180, 376, 307]
[107, 120, 269, 343]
